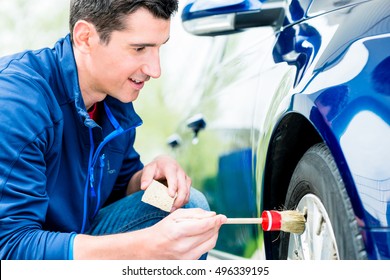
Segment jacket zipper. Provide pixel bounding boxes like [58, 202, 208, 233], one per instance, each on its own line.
[81, 127, 95, 233]
[80, 103, 142, 233]
[93, 153, 106, 217]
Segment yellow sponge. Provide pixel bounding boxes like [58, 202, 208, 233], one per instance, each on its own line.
[141, 180, 176, 212]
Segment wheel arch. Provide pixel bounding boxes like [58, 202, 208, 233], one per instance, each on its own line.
[262, 112, 322, 259]
[263, 113, 322, 210]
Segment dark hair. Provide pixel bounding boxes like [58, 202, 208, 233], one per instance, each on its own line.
[69, 0, 178, 44]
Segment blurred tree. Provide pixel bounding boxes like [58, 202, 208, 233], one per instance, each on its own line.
[0, 0, 69, 55]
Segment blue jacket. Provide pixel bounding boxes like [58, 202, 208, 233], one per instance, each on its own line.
[0, 35, 144, 259]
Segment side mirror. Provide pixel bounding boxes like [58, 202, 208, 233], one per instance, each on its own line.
[186, 114, 207, 144]
[182, 0, 285, 36]
[167, 134, 182, 149]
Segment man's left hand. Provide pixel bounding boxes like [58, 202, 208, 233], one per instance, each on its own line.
[139, 155, 191, 211]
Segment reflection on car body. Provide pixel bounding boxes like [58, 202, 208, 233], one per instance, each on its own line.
[169, 0, 390, 260]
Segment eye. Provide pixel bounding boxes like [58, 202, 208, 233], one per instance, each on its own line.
[134, 46, 146, 52]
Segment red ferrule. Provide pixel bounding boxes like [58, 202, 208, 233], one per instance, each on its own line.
[261, 210, 282, 231]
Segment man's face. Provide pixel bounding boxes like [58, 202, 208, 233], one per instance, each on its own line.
[84, 8, 171, 104]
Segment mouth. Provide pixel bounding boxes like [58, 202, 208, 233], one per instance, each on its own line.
[129, 78, 145, 90]
[130, 78, 143, 84]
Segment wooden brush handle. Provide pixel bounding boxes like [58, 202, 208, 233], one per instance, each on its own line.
[225, 218, 263, 224]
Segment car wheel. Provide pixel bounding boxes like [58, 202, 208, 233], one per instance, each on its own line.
[278, 143, 367, 259]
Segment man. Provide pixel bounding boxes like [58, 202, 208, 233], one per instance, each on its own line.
[0, 0, 226, 260]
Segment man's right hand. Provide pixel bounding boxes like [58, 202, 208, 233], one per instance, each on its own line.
[146, 208, 226, 259]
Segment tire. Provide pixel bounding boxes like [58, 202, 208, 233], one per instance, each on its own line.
[279, 143, 367, 259]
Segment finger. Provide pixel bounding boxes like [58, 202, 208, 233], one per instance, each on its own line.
[170, 208, 217, 222]
[186, 176, 192, 202]
[184, 176, 192, 204]
[172, 173, 189, 209]
[170, 207, 212, 217]
[182, 175, 191, 205]
[173, 213, 226, 237]
[169, 226, 220, 260]
[189, 230, 220, 260]
[179, 222, 222, 259]
[139, 166, 156, 190]
[168, 180, 178, 198]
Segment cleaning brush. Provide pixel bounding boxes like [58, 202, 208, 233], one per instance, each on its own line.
[140, 181, 306, 234]
[225, 210, 306, 234]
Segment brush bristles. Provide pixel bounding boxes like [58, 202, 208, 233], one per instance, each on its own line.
[279, 210, 306, 234]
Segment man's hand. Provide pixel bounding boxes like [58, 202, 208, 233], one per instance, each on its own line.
[129, 155, 192, 211]
[148, 208, 227, 259]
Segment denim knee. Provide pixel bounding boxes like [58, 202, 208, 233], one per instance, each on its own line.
[185, 187, 210, 211]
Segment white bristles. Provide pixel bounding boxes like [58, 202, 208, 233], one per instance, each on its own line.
[279, 210, 306, 234]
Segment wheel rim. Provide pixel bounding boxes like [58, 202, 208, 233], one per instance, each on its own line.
[287, 194, 339, 260]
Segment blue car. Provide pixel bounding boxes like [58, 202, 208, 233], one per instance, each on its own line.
[168, 0, 390, 259]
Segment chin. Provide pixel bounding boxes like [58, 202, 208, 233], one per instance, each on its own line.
[120, 92, 139, 103]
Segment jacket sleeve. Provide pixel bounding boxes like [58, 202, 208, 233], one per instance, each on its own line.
[0, 73, 73, 259]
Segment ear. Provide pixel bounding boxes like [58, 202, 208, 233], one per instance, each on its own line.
[72, 20, 98, 54]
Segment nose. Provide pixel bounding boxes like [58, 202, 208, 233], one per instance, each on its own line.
[142, 49, 161, 79]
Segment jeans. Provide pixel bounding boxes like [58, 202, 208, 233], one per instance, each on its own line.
[87, 187, 210, 259]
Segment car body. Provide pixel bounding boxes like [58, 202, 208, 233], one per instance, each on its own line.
[167, 0, 390, 259]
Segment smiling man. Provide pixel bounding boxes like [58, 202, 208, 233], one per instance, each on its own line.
[0, 0, 226, 260]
